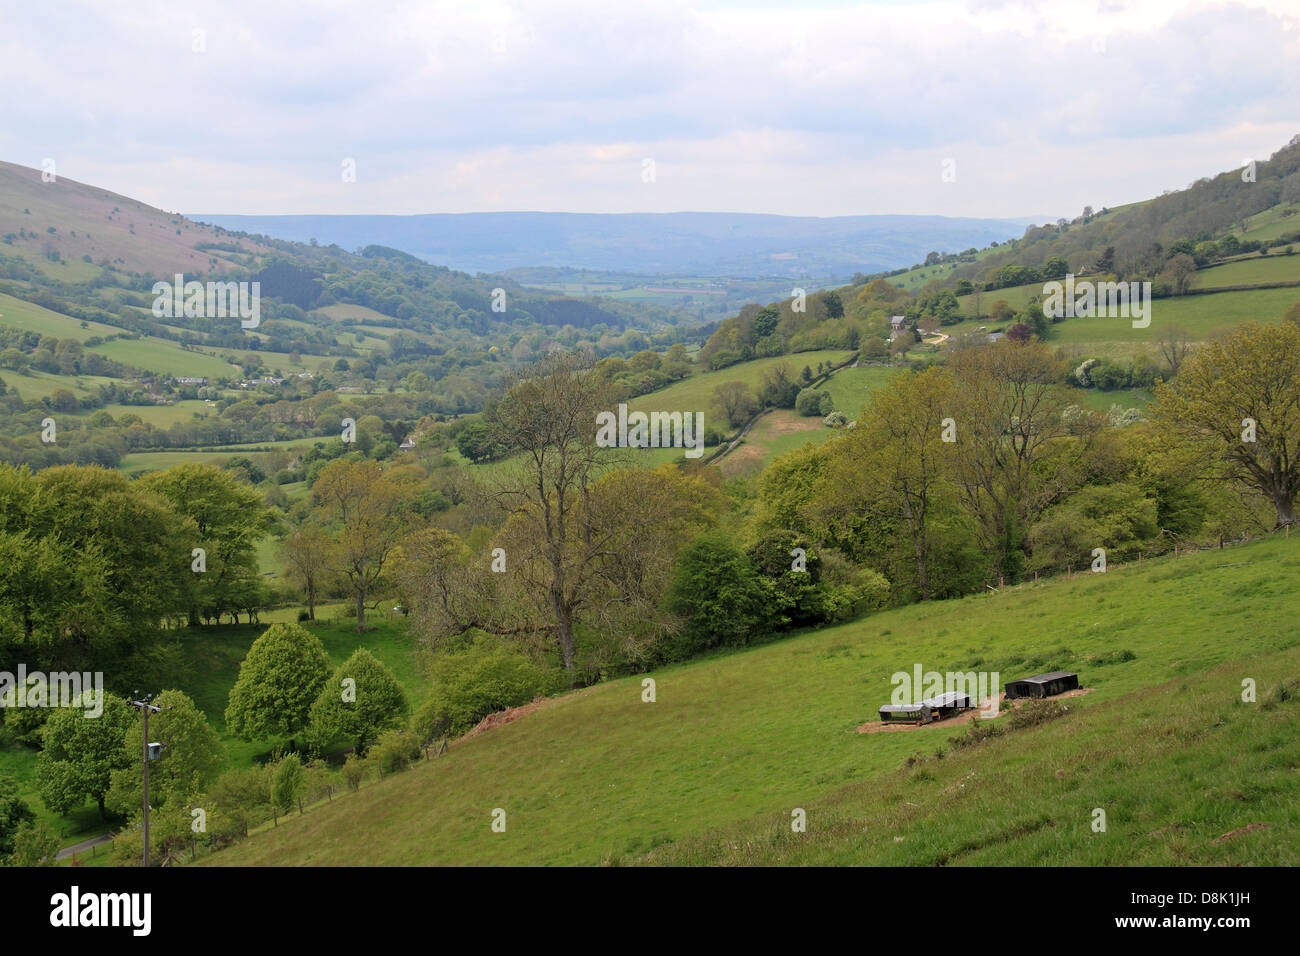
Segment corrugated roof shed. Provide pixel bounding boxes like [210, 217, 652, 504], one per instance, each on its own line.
[920, 691, 972, 708]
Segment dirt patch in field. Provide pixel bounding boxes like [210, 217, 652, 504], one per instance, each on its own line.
[717, 442, 766, 478]
[1212, 823, 1269, 844]
[761, 411, 823, 436]
[457, 689, 596, 743]
[855, 688, 1092, 734]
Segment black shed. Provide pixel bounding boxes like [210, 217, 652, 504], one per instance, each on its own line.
[879, 703, 931, 724]
[1004, 671, 1079, 699]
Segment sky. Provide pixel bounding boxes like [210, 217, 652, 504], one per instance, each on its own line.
[1, 0, 1297, 219]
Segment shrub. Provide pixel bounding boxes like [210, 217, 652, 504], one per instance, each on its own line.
[341, 753, 365, 791]
[411, 638, 557, 740]
[372, 729, 421, 775]
[794, 388, 834, 417]
[271, 753, 305, 815]
[1007, 699, 1070, 729]
[948, 719, 1004, 749]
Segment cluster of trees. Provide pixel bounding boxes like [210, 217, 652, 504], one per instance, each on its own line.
[0, 462, 272, 682]
[0, 619, 425, 866]
[699, 291, 852, 369]
[753, 322, 1300, 602]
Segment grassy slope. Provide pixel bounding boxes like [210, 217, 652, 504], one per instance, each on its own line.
[814, 364, 900, 419]
[644, 643, 1300, 865]
[87, 337, 237, 378]
[0, 160, 273, 277]
[0, 292, 123, 340]
[625, 350, 853, 417]
[205, 534, 1299, 866]
[1194, 251, 1300, 288]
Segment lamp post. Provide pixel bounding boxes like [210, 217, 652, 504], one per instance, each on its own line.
[129, 697, 163, 867]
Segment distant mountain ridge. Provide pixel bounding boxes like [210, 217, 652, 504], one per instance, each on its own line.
[187, 211, 1038, 279]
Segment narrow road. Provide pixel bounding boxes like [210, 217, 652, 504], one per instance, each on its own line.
[56, 832, 116, 860]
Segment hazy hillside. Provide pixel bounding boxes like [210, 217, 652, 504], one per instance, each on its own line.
[188, 211, 1036, 279]
[0, 160, 279, 278]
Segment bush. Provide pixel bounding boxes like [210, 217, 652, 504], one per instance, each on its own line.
[411, 638, 557, 740]
[794, 388, 833, 417]
[271, 753, 305, 814]
[341, 752, 365, 791]
[372, 729, 421, 775]
[948, 720, 1004, 749]
[1007, 699, 1070, 729]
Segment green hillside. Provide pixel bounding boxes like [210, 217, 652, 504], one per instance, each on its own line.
[204, 535, 1300, 866]
[624, 349, 853, 415]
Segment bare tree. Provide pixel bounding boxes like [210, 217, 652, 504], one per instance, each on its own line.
[313, 459, 411, 630]
[483, 351, 621, 680]
[280, 522, 333, 620]
[1156, 324, 1193, 378]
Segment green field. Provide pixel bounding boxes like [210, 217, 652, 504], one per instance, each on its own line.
[1053, 287, 1299, 346]
[120, 438, 317, 474]
[813, 363, 901, 420]
[120, 450, 243, 473]
[1239, 203, 1300, 242]
[317, 303, 399, 323]
[203, 534, 1300, 866]
[91, 400, 215, 426]
[89, 337, 238, 378]
[0, 292, 122, 341]
[626, 350, 854, 421]
[0, 369, 117, 400]
[1193, 253, 1300, 289]
[933, 285, 1300, 361]
[1077, 387, 1152, 414]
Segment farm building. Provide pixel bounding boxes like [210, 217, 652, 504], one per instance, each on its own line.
[878, 693, 974, 724]
[879, 703, 930, 725]
[1004, 671, 1079, 699]
[923, 691, 973, 718]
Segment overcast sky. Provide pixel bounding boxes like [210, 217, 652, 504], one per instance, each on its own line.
[2, 0, 1297, 219]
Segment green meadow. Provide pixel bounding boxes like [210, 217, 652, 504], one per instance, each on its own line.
[203, 534, 1300, 866]
[88, 338, 237, 378]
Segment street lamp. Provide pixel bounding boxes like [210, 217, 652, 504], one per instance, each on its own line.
[129, 696, 164, 867]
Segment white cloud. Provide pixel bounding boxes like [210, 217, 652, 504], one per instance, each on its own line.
[1, 0, 1297, 216]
